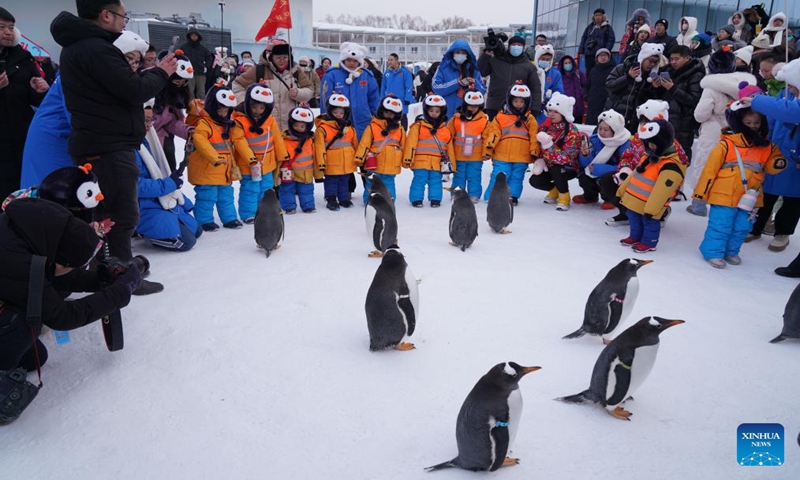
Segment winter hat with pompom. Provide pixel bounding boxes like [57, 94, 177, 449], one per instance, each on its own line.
[636, 43, 664, 82]
[708, 45, 736, 74]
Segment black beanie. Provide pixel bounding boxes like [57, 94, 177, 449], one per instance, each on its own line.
[55, 217, 103, 268]
[708, 47, 736, 74]
[655, 18, 668, 30]
[508, 35, 525, 46]
[0, 7, 15, 23]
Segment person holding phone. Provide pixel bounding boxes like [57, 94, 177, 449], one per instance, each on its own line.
[659, 45, 705, 164]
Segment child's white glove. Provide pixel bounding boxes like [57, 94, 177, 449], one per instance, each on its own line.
[614, 167, 633, 184]
[545, 89, 553, 99]
[532, 158, 548, 175]
[537, 132, 554, 150]
[584, 165, 596, 178]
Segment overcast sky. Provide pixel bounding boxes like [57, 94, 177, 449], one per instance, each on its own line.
[314, 0, 536, 27]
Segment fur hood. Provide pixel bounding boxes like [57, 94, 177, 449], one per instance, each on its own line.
[699, 72, 757, 98]
[627, 8, 651, 27]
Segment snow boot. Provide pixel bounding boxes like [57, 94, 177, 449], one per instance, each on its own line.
[223, 219, 243, 229]
[556, 192, 570, 211]
[326, 196, 340, 211]
[543, 187, 558, 204]
[202, 222, 220, 232]
[133, 279, 164, 296]
[572, 194, 598, 204]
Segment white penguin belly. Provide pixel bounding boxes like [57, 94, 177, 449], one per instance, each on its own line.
[506, 389, 523, 452]
[365, 204, 377, 237]
[626, 343, 659, 398]
[619, 277, 639, 325]
[400, 266, 419, 341]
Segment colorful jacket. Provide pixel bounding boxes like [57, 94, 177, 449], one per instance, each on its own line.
[281, 132, 321, 184]
[447, 111, 489, 162]
[320, 66, 380, 137]
[536, 67, 565, 123]
[432, 39, 487, 118]
[618, 148, 685, 219]
[752, 91, 800, 197]
[483, 111, 540, 163]
[187, 110, 234, 186]
[380, 67, 415, 113]
[230, 112, 288, 176]
[404, 120, 457, 172]
[692, 133, 785, 207]
[354, 118, 406, 175]
[578, 133, 631, 177]
[539, 119, 581, 170]
[619, 134, 689, 171]
[314, 118, 358, 175]
[559, 57, 587, 120]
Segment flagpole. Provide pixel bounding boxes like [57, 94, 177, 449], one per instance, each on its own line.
[219, 1, 226, 51]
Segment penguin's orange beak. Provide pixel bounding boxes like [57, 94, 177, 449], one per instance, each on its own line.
[636, 259, 654, 267]
[664, 320, 685, 328]
[520, 366, 541, 376]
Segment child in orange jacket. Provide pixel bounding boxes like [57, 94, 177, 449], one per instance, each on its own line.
[187, 84, 241, 231]
[314, 93, 358, 210]
[448, 90, 489, 202]
[354, 95, 406, 203]
[280, 107, 321, 214]
[694, 103, 786, 268]
[482, 84, 540, 204]
[404, 94, 456, 207]
[231, 84, 289, 223]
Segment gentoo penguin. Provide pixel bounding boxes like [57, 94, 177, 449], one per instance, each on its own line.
[563, 258, 652, 344]
[486, 172, 513, 234]
[426, 362, 541, 472]
[558, 316, 684, 420]
[253, 189, 283, 257]
[362, 172, 395, 212]
[448, 187, 478, 251]
[770, 283, 800, 343]
[365, 192, 398, 258]
[365, 245, 418, 351]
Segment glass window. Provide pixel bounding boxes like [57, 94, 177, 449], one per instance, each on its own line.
[787, 0, 800, 30]
[660, 0, 685, 37]
[706, 0, 739, 34]
[369, 46, 376, 54]
[609, 1, 630, 52]
[411, 46, 418, 54]
[399, 46, 405, 53]
[566, 3, 581, 51]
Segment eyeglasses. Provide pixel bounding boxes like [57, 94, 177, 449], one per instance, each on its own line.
[106, 9, 130, 25]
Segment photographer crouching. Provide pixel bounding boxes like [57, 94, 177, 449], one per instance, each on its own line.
[0, 199, 141, 394]
[477, 29, 543, 120]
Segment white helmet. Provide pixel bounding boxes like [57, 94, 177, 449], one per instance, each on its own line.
[423, 94, 447, 107]
[328, 93, 351, 108]
[463, 90, 485, 106]
[290, 107, 315, 124]
[215, 88, 237, 108]
[381, 96, 403, 114]
[509, 84, 531, 98]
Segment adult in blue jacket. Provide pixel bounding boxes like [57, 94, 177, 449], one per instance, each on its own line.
[380, 53, 415, 127]
[432, 39, 487, 119]
[320, 42, 380, 138]
[533, 45, 564, 124]
[20, 74, 73, 189]
[746, 85, 800, 253]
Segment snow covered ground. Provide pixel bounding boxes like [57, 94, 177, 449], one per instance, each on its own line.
[2, 158, 799, 479]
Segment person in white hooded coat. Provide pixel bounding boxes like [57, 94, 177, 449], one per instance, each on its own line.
[751, 12, 795, 57]
[686, 47, 756, 216]
[728, 10, 753, 44]
[675, 16, 700, 48]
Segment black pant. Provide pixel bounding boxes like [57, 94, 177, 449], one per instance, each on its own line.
[578, 173, 601, 201]
[163, 133, 177, 172]
[675, 129, 695, 163]
[485, 109, 498, 121]
[0, 307, 48, 371]
[75, 150, 140, 261]
[0, 140, 23, 201]
[752, 193, 800, 236]
[584, 54, 596, 76]
[529, 166, 578, 193]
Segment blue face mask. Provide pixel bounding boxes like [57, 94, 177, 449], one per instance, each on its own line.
[453, 54, 467, 64]
[537, 59, 551, 69]
[509, 45, 523, 57]
[564, 63, 573, 72]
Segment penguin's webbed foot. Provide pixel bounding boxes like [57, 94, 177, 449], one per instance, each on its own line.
[368, 250, 384, 258]
[610, 406, 632, 421]
[602, 337, 612, 345]
[502, 457, 520, 467]
[274, 244, 281, 250]
[395, 342, 415, 351]
[449, 241, 456, 246]
[501, 229, 512, 234]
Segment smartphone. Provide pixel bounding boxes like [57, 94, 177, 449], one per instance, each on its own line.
[0, 60, 6, 75]
[660, 71, 671, 81]
[631, 61, 640, 69]
[168, 35, 180, 54]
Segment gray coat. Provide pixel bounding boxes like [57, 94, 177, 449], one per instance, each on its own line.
[477, 53, 542, 114]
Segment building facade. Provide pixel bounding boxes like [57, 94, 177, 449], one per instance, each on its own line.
[534, 0, 799, 57]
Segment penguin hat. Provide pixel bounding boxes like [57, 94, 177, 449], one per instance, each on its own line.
[204, 82, 237, 130]
[459, 90, 485, 119]
[377, 94, 404, 133]
[505, 83, 532, 119]
[564, 258, 654, 344]
[426, 362, 541, 472]
[325, 92, 352, 128]
[364, 245, 418, 351]
[172, 50, 195, 79]
[770, 282, 800, 343]
[638, 116, 675, 159]
[38, 164, 104, 223]
[287, 106, 315, 138]
[558, 316, 684, 420]
[244, 83, 275, 132]
[422, 93, 448, 127]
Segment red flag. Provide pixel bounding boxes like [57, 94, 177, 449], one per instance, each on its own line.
[255, 0, 293, 42]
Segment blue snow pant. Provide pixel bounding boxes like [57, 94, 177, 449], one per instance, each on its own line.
[238, 174, 275, 221]
[362, 173, 397, 203]
[451, 161, 483, 199]
[699, 205, 754, 260]
[150, 222, 202, 252]
[410, 169, 444, 203]
[324, 174, 351, 202]
[627, 210, 661, 247]
[280, 180, 315, 211]
[484, 161, 528, 201]
[193, 184, 237, 225]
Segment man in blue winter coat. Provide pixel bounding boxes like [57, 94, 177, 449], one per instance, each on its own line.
[380, 53, 415, 128]
[320, 42, 380, 138]
[433, 39, 487, 119]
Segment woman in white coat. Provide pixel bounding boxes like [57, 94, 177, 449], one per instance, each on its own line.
[686, 47, 756, 216]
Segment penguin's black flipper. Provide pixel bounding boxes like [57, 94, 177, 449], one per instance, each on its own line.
[488, 424, 510, 471]
[424, 459, 458, 472]
[606, 351, 634, 406]
[604, 297, 624, 334]
[562, 328, 586, 340]
[769, 334, 786, 343]
[557, 390, 591, 403]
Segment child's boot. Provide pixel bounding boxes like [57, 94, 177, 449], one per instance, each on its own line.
[556, 192, 570, 211]
[326, 196, 340, 211]
[543, 187, 558, 204]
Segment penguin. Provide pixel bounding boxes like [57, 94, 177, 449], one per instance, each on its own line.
[361, 172, 395, 212]
[426, 362, 541, 472]
[448, 187, 478, 251]
[365, 245, 418, 351]
[365, 192, 398, 258]
[558, 316, 684, 420]
[486, 172, 513, 234]
[563, 258, 653, 344]
[770, 282, 800, 343]
[253, 189, 284, 257]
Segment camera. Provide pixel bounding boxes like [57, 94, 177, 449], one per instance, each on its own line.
[0, 368, 40, 425]
[484, 28, 508, 55]
[95, 255, 149, 352]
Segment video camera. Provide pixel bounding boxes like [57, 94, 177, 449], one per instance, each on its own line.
[484, 28, 509, 55]
[96, 255, 150, 352]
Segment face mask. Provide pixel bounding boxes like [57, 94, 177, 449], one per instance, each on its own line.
[538, 60, 551, 69]
[509, 45, 523, 57]
[453, 54, 467, 64]
[563, 63, 573, 72]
